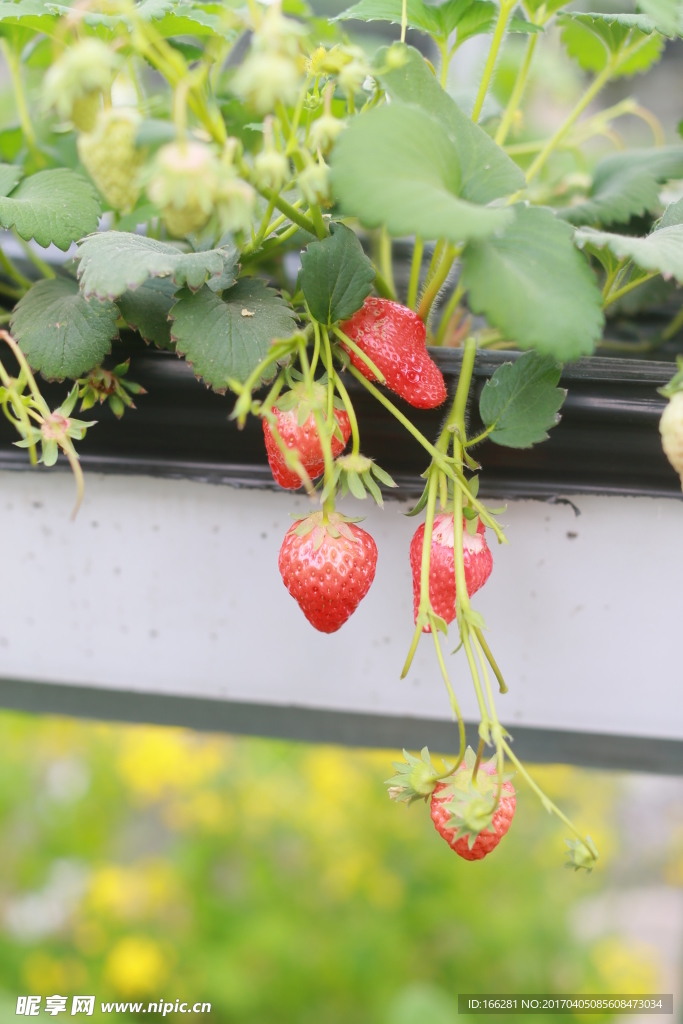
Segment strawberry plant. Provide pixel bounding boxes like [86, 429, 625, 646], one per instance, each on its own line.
[0, 0, 682, 868]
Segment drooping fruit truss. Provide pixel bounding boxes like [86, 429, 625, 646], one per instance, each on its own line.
[229, 320, 598, 870]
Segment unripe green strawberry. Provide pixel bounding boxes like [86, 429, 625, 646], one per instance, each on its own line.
[77, 107, 144, 212]
[253, 148, 290, 192]
[308, 114, 345, 155]
[336, 47, 370, 95]
[70, 93, 102, 133]
[216, 174, 256, 235]
[43, 39, 118, 131]
[298, 160, 330, 205]
[254, 5, 306, 58]
[146, 141, 220, 238]
[232, 52, 302, 114]
[660, 390, 683, 490]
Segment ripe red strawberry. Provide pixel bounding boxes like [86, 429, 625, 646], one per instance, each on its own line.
[278, 512, 377, 632]
[430, 763, 516, 861]
[263, 387, 351, 489]
[339, 298, 447, 409]
[410, 514, 492, 631]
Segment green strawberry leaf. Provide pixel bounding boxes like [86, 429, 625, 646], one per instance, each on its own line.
[76, 232, 239, 300]
[451, 0, 496, 42]
[574, 223, 683, 283]
[524, 0, 567, 16]
[330, 103, 514, 244]
[10, 276, 119, 381]
[300, 222, 375, 326]
[479, 352, 566, 449]
[375, 45, 525, 205]
[461, 205, 604, 361]
[154, 2, 231, 36]
[0, 169, 101, 251]
[508, 16, 544, 32]
[0, 163, 23, 197]
[170, 278, 298, 391]
[660, 197, 683, 228]
[116, 277, 176, 350]
[45, 0, 178, 29]
[0, 0, 57, 34]
[333, 0, 444, 36]
[635, 0, 682, 35]
[559, 12, 664, 75]
[559, 147, 683, 227]
[334, 0, 495, 41]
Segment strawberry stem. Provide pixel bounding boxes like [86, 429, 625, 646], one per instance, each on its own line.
[310, 320, 321, 377]
[473, 627, 508, 694]
[431, 631, 466, 773]
[346, 363, 504, 540]
[472, 738, 485, 782]
[501, 738, 598, 867]
[332, 369, 360, 458]
[298, 336, 335, 520]
[417, 244, 458, 323]
[332, 326, 387, 384]
[407, 237, 423, 311]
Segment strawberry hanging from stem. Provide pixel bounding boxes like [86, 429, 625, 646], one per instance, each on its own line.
[263, 380, 351, 490]
[278, 511, 378, 633]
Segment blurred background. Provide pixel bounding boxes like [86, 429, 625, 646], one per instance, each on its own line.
[0, 712, 680, 1022]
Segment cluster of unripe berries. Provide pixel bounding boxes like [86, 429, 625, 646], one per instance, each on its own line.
[41, 15, 362, 237]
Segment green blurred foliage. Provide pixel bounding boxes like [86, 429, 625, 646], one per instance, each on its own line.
[0, 712, 662, 1022]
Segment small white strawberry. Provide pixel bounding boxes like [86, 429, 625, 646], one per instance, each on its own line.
[660, 391, 683, 490]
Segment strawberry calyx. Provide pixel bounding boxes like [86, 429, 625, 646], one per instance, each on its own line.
[432, 746, 515, 848]
[290, 510, 364, 549]
[565, 836, 599, 873]
[274, 379, 346, 440]
[658, 355, 683, 399]
[385, 746, 450, 804]
[324, 453, 397, 507]
[77, 361, 146, 420]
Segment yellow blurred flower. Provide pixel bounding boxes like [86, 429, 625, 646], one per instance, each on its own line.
[104, 936, 169, 997]
[116, 727, 226, 801]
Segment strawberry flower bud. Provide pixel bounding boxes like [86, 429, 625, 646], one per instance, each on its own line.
[565, 836, 599, 872]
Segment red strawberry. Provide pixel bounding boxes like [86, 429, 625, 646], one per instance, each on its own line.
[339, 298, 447, 409]
[278, 512, 377, 633]
[263, 386, 351, 489]
[410, 514, 492, 631]
[431, 760, 516, 861]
